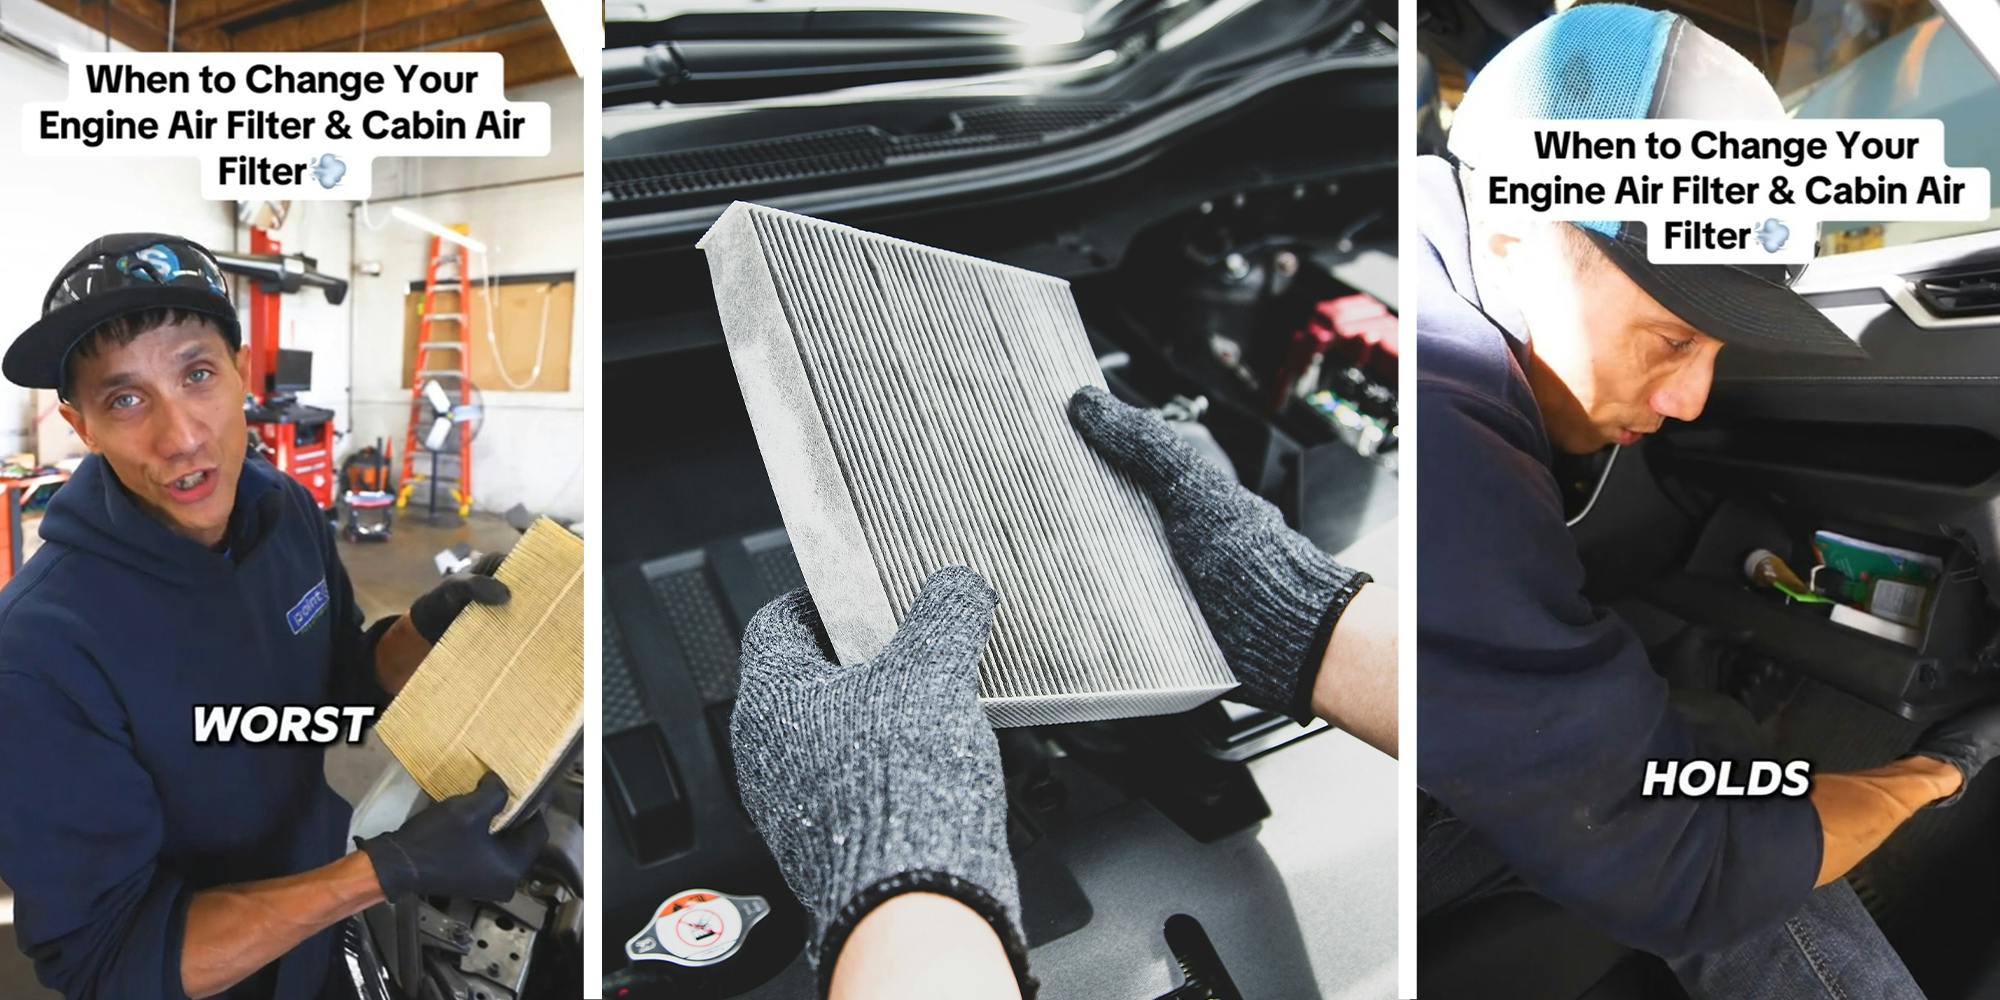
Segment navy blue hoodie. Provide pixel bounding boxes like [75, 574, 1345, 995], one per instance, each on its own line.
[0, 450, 388, 999]
[1414, 155, 1821, 957]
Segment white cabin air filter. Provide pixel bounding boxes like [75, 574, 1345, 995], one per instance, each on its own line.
[699, 202, 1237, 727]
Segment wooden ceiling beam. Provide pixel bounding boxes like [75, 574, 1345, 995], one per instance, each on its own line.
[43, 0, 576, 86]
[421, 19, 541, 56]
[147, 0, 232, 49]
[227, 0, 486, 52]
[56, 0, 165, 51]
[168, 26, 232, 50]
[41, 0, 233, 50]
[309, 12, 572, 88]
[491, 30, 573, 87]
[103, 0, 160, 32]
[309, 0, 532, 52]
[402, 8, 548, 53]
[176, 0, 312, 35]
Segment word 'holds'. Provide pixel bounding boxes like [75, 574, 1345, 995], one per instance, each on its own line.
[1642, 759, 1812, 797]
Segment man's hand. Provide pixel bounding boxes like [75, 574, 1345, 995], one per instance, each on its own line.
[182, 853, 385, 998]
[730, 567, 1029, 996]
[355, 772, 547, 900]
[375, 555, 511, 693]
[181, 774, 544, 997]
[1804, 705, 1993, 887]
[409, 553, 510, 643]
[1067, 386, 1371, 722]
[831, 893, 1025, 1000]
[1811, 757, 1962, 887]
[1910, 699, 2000, 806]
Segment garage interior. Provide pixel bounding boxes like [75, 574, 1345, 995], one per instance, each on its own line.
[0, 0, 583, 992]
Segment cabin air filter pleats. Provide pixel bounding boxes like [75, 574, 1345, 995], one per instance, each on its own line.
[378, 518, 585, 828]
[699, 202, 1237, 727]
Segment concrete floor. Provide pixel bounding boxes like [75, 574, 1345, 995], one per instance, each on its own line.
[0, 509, 522, 998]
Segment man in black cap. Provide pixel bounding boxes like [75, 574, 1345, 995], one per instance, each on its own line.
[1416, 5, 2000, 998]
[0, 234, 546, 999]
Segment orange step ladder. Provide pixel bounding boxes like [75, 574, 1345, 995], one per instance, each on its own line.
[398, 233, 475, 518]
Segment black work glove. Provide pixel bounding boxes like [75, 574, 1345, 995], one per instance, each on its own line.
[1068, 386, 1371, 722]
[1912, 700, 2000, 807]
[356, 772, 548, 899]
[408, 552, 509, 643]
[731, 566, 1033, 998]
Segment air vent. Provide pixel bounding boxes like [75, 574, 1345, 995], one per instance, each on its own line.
[1911, 266, 2000, 318]
[602, 617, 650, 734]
[606, 127, 890, 202]
[604, 103, 1131, 204]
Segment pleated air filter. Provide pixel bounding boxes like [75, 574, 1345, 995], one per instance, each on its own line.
[699, 202, 1236, 727]
[378, 518, 585, 828]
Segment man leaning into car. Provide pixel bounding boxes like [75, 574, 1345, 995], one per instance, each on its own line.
[0, 234, 545, 999]
[1417, 7, 2000, 998]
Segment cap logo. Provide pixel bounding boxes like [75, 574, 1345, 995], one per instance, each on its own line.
[122, 243, 180, 282]
[115, 242, 227, 297]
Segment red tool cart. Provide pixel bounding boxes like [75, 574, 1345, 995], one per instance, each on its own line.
[215, 228, 350, 511]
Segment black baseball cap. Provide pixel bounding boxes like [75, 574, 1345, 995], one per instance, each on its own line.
[7, 233, 242, 392]
[1446, 4, 1865, 359]
[1578, 222, 1863, 358]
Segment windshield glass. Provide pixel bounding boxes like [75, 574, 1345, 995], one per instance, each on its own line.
[1626, 0, 2000, 253]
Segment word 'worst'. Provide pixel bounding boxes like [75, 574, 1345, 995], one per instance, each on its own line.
[193, 704, 376, 744]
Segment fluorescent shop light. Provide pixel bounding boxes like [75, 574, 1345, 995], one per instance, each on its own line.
[390, 207, 486, 254]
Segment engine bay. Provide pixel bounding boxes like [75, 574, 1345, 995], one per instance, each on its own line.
[600, 167, 1397, 1000]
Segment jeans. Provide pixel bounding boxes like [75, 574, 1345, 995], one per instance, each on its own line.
[1419, 806, 1925, 999]
[1667, 879, 1923, 1000]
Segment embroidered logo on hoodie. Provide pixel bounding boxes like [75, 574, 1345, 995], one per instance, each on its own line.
[288, 578, 330, 634]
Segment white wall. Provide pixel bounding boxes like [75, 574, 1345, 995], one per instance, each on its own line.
[256, 201, 356, 433]
[344, 173, 586, 520]
[0, 6, 232, 455]
[344, 71, 584, 521]
[0, 7, 583, 518]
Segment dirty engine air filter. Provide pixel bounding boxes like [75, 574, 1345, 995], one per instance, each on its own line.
[378, 517, 585, 828]
[699, 202, 1236, 727]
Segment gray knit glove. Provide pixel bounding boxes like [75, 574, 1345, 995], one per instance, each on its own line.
[731, 566, 1032, 996]
[1068, 386, 1370, 721]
